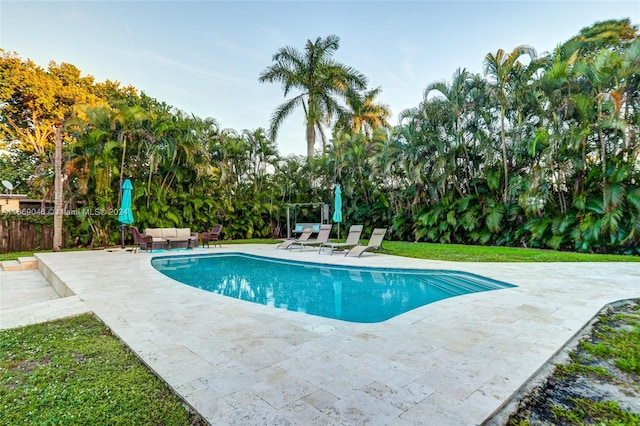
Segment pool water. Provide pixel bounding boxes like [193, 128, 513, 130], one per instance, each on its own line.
[151, 253, 516, 323]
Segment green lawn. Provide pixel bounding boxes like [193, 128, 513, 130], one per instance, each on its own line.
[0, 250, 39, 261]
[0, 247, 89, 262]
[0, 314, 205, 425]
[223, 239, 639, 262]
[382, 241, 640, 262]
[2, 240, 638, 262]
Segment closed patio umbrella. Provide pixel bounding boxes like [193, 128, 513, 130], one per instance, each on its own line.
[117, 179, 134, 248]
[332, 185, 343, 239]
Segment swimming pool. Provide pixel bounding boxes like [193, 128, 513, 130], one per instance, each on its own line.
[151, 253, 516, 323]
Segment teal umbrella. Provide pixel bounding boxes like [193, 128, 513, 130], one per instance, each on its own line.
[118, 179, 134, 248]
[332, 185, 343, 239]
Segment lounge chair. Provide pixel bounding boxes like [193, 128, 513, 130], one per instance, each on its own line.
[201, 224, 223, 248]
[276, 228, 312, 250]
[319, 225, 363, 255]
[345, 228, 388, 257]
[130, 226, 153, 252]
[291, 224, 332, 251]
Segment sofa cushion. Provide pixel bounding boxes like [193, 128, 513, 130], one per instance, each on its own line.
[145, 228, 162, 238]
[176, 228, 191, 237]
[161, 228, 177, 238]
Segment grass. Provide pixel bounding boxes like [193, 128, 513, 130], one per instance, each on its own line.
[3, 240, 639, 262]
[0, 314, 205, 425]
[509, 301, 640, 425]
[0, 247, 87, 262]
[583, 312, 640, 376]
[272, 238, 639, 262]
[382, 241, 640, 262]
[550, 399, 640, 425]
[220, 238, 276, 245]
[0, 251, 38, 262]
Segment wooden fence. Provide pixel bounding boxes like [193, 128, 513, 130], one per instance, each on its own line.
[0, 220, 67, 253]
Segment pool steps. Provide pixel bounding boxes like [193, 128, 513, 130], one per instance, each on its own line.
[0, 256, 38, 271]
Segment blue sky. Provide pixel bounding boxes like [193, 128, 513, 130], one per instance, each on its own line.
[2, 1, 639, 156]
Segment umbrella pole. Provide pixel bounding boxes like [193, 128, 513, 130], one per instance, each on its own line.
[120, 224, 125, 248]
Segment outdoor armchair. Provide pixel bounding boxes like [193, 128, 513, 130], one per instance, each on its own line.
[130, 226, 153, 252]
[202, 224, 223, 248]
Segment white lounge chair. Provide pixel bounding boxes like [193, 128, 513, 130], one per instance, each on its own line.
[276, 228, 312, 249]
[345, 228, 387, 257]
[291, 224, 332, 251]
[319, 225, 363, 255]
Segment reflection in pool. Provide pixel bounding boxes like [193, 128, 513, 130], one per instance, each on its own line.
[151, 253, 516, 323]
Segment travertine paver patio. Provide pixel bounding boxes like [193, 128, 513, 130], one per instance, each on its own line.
[1, 245, 638, 425]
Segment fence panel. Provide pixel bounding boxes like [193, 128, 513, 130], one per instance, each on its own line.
[0, 220, 67, 253]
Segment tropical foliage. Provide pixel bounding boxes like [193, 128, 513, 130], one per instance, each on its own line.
[0, 19, 638, 254]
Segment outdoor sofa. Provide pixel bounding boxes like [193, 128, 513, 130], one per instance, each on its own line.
[144, 227, 198, 250]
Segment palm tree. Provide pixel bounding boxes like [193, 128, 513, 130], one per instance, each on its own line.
[259, 35, 368, 159]
[483, 45, 537, 203]
[424, 68, 477, 195]
[337, 87, 391, 137]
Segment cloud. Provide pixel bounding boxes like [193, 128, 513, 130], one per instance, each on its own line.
[215, 39, 266, 62]
[143, 50, 249, 86]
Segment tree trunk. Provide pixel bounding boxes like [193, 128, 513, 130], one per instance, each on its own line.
[53, 126, 63, 252]
[306, 122, 315, 160]
[306, 94, 315, 160]
[500, 108, 509, 203]
[600, 128, 607, 208]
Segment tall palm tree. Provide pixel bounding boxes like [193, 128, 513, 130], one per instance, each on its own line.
[483, 45, 537, 202]
[259, 35, 368, 159]
[424, 68, 477, 194]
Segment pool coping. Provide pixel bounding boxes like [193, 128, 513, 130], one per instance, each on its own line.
[21, 245, 640, 424]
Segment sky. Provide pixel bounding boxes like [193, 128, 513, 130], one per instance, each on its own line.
[1, 1, 639, 156]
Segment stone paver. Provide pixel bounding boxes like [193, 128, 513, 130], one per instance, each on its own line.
[0, 268, 91, 329]
[1, 245, 638, 424]
[1, 269, 59, 309]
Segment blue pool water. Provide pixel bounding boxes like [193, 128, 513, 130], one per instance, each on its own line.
[151, 253, 516, 323]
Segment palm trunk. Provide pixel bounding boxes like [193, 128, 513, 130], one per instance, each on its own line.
[600, 128, 607, 208]
[457, 116, 472, 195]
[147, 156, 154, 207]
[53, 126, 63, 252]
[306, 123, 315, 160]
[500, 107, 509, 203]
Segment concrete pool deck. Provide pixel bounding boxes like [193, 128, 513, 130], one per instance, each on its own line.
[1, 245, 638, 425]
